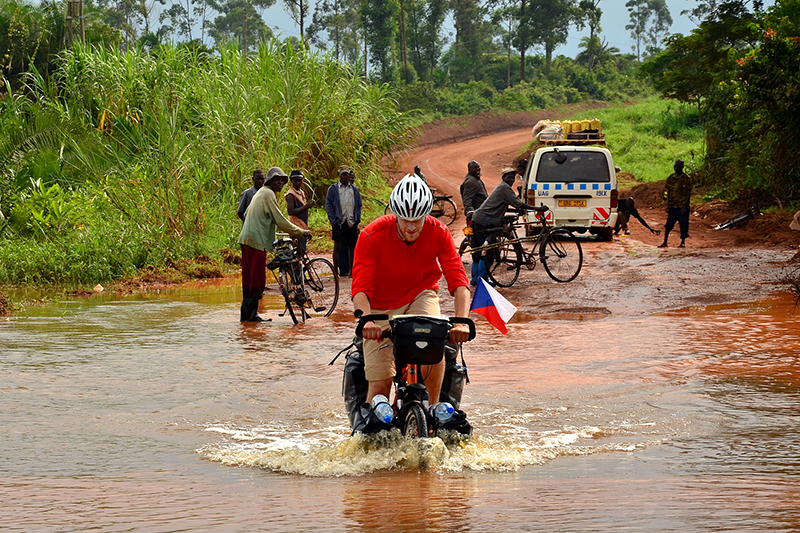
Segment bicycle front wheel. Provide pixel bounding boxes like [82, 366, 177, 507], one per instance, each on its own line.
[403, 404, 429, 439]
[279, 268, 306, 324]
[485, 238, 522, 288]
[540, 229, 583, 282]
[303, 258, 339, 317]
[431, 197, 457, 226]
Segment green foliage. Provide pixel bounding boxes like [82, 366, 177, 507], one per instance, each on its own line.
[519, 98, 703, 184]
[0, 40, 411, 285]
[643, 0, 799, 202]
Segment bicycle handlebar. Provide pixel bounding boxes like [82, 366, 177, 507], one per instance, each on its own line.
[354, 311, 476, 341]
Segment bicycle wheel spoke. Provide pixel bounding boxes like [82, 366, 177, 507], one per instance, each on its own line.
[485, 238, 521, 287]
[540, 230, 583, 283]
[303, 258, 339, 317]
[432, 197, 457, 226]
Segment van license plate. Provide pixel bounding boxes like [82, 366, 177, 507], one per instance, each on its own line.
[558, 200, 586, 207]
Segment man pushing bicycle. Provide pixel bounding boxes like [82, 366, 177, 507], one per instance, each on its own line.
[351, 174, 472, 414]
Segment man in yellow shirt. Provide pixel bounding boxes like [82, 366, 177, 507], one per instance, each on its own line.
[238, 167, 311, 322]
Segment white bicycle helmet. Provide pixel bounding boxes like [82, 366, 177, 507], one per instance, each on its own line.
[389, 174, 433, 221]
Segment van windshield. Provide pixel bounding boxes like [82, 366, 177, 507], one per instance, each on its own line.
[536, 151, 610, 183]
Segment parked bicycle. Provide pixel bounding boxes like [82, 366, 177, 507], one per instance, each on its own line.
[714, 204, 763, 230]
[465, 205, 583, 287]
[268, 235, 339, 324]
[334, 311, 476, 439]
[382, 189, 457, 226]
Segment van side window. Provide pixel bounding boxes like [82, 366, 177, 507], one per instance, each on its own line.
[536, 151, 610, 183]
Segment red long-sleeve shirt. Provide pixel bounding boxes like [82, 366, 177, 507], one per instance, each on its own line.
[351, 215, 469, 310]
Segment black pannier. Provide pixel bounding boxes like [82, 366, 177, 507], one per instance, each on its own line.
[389, 315, 452, 366]
[267, 238, 296, 270]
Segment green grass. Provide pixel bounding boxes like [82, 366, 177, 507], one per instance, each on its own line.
[520, 98, 704, 185]
[568, 98, 704, 183]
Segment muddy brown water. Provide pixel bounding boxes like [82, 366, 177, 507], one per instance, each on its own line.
[3, 277, 800, 532]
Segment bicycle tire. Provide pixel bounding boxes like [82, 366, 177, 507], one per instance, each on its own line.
[403, 404, 429, 439]
[540, 229, 583, 283]
[485, 236, 522, 288]
[279, 268, 305, 324]
[431, 197, 457, 226]
[303, 258, 339, 317]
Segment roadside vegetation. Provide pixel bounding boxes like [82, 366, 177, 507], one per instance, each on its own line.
[0, 0, 798, 299]
[0, 42, 408, 286]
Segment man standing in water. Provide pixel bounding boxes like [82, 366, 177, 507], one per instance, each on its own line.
[352, 174, 471, 410]
[659, 160, 693, 248]
[237, 169, 266, 222]
[238, 167, 311, 322]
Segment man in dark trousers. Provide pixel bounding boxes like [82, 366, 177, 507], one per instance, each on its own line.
[470, 168, 540, 285]
[659, 159, 693, 248]
[325, 165, 362, 277]
[614, 197, 660, 236]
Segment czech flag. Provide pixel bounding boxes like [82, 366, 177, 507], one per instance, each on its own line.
[470, 278, 517, 334]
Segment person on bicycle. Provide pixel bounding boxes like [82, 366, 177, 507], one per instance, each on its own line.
[238, 167, 312, 322]
[351, 174, 471, 412]
[470, 168, 540, 285]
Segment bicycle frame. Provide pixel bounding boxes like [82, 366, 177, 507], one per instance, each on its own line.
[351, 312, 476, 438]
[270, 235, 340, 324]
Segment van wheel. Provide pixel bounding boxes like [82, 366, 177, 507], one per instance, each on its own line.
[598, 228, 613, 241]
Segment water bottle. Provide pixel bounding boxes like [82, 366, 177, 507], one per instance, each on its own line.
[429, 402, 455, 421]
[371, 395, 394, 424]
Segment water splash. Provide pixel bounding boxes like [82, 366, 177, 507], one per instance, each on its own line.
[198, 424, 656, 477]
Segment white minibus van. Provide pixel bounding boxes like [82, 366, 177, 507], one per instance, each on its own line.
[522, 145, 618, 241]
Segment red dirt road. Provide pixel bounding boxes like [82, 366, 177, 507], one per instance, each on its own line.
[387, 123, 800, 321]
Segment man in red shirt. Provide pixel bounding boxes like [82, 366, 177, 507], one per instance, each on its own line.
[352, 175, 471, 407]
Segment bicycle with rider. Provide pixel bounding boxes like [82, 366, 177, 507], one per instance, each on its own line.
[351, 174, 471, 411]
[470, 167, 539, 285]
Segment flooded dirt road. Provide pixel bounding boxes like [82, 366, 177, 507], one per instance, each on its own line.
[5, 118, 800, 531]
[3, 275, 800, 532]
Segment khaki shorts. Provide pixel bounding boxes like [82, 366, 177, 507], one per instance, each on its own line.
[364, 290, 441, 382]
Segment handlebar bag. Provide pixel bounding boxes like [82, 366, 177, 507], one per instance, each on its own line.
[390, 315, 452, 366]
[267, 238, 296, 270]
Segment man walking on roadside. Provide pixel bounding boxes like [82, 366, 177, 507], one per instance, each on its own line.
[659, 159, 693, 248]
[326, 165, 362, 277]
[237, 169, 266, 222]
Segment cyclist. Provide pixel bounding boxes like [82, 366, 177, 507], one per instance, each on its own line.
[470, 168, 540, 285]
[351, 174, 471, 411]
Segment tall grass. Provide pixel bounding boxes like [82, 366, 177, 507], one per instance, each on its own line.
[0, 40, 411, 286]
[565, 98, 704, 184]
[518, 98, 703, 186]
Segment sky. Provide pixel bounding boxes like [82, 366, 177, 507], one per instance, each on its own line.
[260, 0, 722, 59]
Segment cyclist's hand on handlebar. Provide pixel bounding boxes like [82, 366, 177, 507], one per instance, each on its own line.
[361, 320, 384, 340]
[449, 322, 471, 344]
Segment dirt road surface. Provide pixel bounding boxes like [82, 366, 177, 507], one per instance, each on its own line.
[389, 115, 800, 322]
